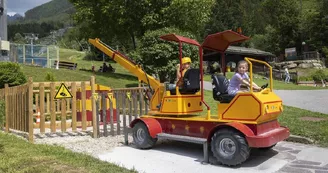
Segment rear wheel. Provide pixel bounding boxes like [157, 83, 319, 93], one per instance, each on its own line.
[211, 129, 250, 166]
[132, 122, 157, 149]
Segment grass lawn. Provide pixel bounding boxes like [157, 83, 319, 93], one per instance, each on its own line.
[0, 132, 136, 173]
[204, 72, 328, 90]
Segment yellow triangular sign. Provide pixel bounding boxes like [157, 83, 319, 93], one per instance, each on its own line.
[54, 83, 73, 99]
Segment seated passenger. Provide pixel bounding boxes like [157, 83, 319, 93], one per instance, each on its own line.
[167, 57, 192, 90]
[227, 60, 261, 95]
[102, 62, 109, 72]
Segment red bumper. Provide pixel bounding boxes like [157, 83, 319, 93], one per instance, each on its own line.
[246, 126, 290, 148]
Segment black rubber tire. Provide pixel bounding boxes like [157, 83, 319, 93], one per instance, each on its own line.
[258, 143, 277, 151]
[132, 122, 157, 149]
[211, 129, 251, 166]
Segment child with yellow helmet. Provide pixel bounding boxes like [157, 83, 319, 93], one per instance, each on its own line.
[168, 57, 192, 90]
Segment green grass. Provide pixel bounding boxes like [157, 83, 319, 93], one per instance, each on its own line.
[0, 132, 136, 173]
[204, 72, 327, 90]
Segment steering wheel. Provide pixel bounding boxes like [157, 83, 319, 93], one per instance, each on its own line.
[261, 83, 268, 89]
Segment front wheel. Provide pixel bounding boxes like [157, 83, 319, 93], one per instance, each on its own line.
[211, 129, 251, 166]
[132, 122, 157, 149]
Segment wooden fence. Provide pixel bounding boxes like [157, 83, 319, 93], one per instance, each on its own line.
[95, 87, 149, 137]
[32, 81, 92, 134]
[1, 76, 149, 142]
[252, 65, 298, 83]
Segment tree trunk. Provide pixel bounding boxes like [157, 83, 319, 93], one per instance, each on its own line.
[130, 31, 137, 50]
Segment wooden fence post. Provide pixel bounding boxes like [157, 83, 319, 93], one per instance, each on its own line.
[113, 92, 118, 135]
[91, 76, 98, 138]
[102, 93, 107, 137]
[71, 82, 77, 132]
[40, 83, 45, 134]
[5, 84, 9, 132]
[81, 82, 87, 131]
[28, 77, 34, 143]
[50, 82, 56, 133]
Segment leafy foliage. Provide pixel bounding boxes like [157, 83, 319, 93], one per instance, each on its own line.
[129, 28, 199, 82]
[311, 69, 327, 81]
[0, 63, 27, 89]
[45, 72, 55, 81]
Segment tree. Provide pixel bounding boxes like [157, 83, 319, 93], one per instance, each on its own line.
[69, 0, 214, 51]
[13, 33, 25, 44]
[260, 0, 301, 54]
[129, 28, 199, 83]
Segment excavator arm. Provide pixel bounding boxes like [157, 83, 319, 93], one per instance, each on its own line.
[88, 38, 161, 91]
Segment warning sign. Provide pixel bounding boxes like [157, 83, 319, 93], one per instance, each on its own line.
[54, 83, 73, 99]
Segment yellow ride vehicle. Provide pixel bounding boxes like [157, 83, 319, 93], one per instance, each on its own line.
[88, 30, 290, 166]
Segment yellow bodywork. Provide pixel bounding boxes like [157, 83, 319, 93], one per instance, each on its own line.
[76, 84, 116, 111]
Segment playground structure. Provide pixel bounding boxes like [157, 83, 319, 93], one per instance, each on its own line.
[9, 43, 59, 68]
[88, 30, 290, 166]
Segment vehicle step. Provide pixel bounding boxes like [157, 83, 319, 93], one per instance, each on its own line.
[157, 133, 207, 144]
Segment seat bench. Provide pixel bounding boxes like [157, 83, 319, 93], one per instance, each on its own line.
[54, 60, 77, 70]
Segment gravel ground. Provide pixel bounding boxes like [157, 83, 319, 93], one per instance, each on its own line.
[34, 134, 133, 157]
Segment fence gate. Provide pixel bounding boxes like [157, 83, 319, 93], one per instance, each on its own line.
[0, 79, 33, 142]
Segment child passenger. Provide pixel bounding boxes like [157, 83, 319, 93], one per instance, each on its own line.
[227, 60, 261, 95]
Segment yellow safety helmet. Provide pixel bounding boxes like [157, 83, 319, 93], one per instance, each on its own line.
[181, 57, 191, 64]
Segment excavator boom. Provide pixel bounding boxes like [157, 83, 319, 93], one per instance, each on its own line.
[88, 38, 161, 91]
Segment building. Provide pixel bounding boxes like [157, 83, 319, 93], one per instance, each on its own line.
[0, 0, 9, 61]
[203, 46, 276, 73]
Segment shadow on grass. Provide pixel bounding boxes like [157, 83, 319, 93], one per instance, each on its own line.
[0, 143, 3, 153]
[125, 83, 139, 88]
[91, 71, 137, 81]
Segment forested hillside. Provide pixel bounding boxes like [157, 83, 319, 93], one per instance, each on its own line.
[24, 0, 74, 22]
[8, 0, 74, 42]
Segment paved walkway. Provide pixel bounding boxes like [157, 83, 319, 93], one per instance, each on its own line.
[98, 140, 328, 173]
[203, 81, 328, 114]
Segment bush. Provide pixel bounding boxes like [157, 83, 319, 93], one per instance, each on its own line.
[311, 69, 326, 81]
[0, 101, 4, 128]
[45, 72, 55, 81]
[298, 76, 313, 81]
[0, 62, 27, 88]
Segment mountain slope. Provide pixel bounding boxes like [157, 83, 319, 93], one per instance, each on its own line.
[23, 0, 74, 23]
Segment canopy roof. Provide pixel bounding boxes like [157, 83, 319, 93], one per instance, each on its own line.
[160, 34, 200, 47]
[202, 30, 249, 52]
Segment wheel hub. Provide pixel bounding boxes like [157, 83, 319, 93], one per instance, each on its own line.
[219, 138, 236, 157]
[136, 128, 146, 142]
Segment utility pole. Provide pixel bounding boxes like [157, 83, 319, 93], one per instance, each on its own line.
[0, 0, 7, 40]
[24, 33, 38, 57]
[0, 0, 7, 60]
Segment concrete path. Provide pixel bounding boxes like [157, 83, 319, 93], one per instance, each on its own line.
[98, 140, 328, 173]
[203, 81, 328, 114]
